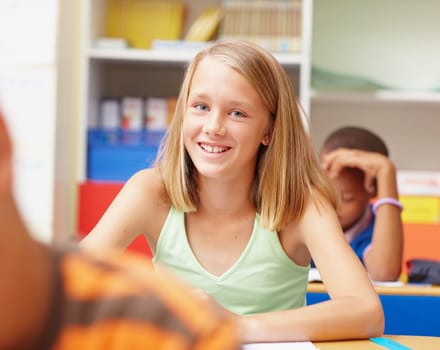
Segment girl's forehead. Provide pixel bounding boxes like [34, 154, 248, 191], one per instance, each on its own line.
[189, 57, 255, 94]
[194, 56, 229, 73]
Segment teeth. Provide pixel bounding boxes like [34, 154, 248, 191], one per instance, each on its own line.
[201, 144, 227, 153]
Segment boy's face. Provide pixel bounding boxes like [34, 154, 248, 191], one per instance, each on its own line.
[334, 167, 372, 231]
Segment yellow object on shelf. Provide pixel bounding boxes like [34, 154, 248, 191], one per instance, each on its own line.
[400, 196, 440, 224]
[105, 0, 184, 49]
[185, 7, 223, 42]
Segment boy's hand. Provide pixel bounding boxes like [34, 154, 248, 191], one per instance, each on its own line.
[321, 148, 396, 194]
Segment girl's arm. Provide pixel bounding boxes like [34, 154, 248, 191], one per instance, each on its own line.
[238, 194, 384, 342]
[80, 168, 168, 254]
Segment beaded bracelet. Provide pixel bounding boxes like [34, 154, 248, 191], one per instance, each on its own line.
[372, 197, 404, 215]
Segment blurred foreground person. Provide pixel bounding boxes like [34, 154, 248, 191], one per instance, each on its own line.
[0, 110, 239, 350]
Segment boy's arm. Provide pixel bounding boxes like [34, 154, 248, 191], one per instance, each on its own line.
[0, 112, 53, 349]
[364, 156, 403, 281]
[322, 148, 404, 281]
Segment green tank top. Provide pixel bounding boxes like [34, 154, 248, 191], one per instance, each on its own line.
[153, 207, 309, 315]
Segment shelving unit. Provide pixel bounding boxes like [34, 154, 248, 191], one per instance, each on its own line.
[310, 0, 440, 172]
[78, 0, 314, 182]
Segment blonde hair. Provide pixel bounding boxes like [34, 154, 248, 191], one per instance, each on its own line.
[157, 40, 338, 231]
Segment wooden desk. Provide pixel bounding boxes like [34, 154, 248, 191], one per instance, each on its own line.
[307, 282, 440, 296]
[307, 283, 440, 337]
[314, 335, 440, 349]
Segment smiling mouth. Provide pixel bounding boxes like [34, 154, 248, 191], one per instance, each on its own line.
[199, 143, 230, 153]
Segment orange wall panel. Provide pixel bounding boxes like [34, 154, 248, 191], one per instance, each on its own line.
[402, 223, 440, 274]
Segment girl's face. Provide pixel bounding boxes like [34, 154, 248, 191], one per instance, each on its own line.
[183, 57, 271, 181]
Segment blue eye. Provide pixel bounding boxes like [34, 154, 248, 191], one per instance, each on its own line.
[195, 103, 209, 111]
[231, 110, 245, 118]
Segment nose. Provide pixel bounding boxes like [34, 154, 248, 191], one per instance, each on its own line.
[202, 111, 226, 136]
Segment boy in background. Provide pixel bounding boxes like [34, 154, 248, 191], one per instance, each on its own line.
[0, 111, 238, 350]
[320, 126, 403, 281]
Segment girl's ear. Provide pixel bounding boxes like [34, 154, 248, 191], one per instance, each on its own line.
[261, 134, 270, 146]
[261, 125, 273, 146]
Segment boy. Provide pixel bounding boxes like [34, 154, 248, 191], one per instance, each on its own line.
[320, 126, 404, 281]
[0, 111, 238, 350]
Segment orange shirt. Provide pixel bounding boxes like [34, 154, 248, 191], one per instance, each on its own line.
[33, 249, 239, 350]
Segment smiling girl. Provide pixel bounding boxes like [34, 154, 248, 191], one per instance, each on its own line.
[81, 40, 384, 343]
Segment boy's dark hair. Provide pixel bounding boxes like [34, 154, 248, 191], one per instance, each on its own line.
[321, 126, 389, 156]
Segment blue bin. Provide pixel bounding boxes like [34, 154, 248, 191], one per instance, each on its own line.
[87, 129, 165, 181]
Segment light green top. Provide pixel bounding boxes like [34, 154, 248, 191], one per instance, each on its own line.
[153, 207, 309, 315]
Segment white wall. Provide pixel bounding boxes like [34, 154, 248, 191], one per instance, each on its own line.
[0, 0, 58, 242]
[0, 0, 81, 243]
[312, 0, 440, 90]
[310, 0, 440, 171]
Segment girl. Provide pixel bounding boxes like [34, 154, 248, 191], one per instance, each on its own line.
[81, 40, 384, 343]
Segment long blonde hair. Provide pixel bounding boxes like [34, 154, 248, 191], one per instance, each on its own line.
[156, 40, 338, 231]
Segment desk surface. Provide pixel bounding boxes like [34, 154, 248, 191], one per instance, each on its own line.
[314, 335, 440, 349]
[307, 282, 440, 296]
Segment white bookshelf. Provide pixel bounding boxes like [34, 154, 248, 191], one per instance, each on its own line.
[0, 0, 80, 243]
[78, 0, 314, 182]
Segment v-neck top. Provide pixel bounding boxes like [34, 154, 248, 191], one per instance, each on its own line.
[152, 207, 309, 315]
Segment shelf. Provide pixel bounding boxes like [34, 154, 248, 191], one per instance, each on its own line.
[311, 89, 440, 104]
[87, 47, 304, 66]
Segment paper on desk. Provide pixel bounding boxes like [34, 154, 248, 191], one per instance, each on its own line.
[309, 268, 406, 287]
[242, 341, 317, 350]
[308, 268, 322, 282]
[372, 280, 404, 287]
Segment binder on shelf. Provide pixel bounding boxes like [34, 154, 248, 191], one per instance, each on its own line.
[218, 0, 303, 53]
[99, 98, 120, 144]
[184, 7, 223, 42]
[145, 97, 168, 131]
[104, 0, 184, 49]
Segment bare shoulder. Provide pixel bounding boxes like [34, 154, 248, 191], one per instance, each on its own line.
[280, 190, 341, 265]
[126, 167, 164, 195]
[297, 190, 339, 234]
[124, 168, 170, 231]
[82, 167, 170, 252]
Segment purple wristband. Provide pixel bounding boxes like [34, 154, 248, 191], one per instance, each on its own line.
[372, 197, 403, 215]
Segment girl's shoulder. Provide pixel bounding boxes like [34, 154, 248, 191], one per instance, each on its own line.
[129, 166, 159, 180]
[126, 168, 164, 195]
[284, 190, 339, 238]
[125, 167, 170, 233]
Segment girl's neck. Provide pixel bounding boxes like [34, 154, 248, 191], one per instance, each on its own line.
[197, 175, 255, 215]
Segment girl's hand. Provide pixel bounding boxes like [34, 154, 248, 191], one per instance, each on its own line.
[191, 288, 235, 316]
[191, 288, 241, 332]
